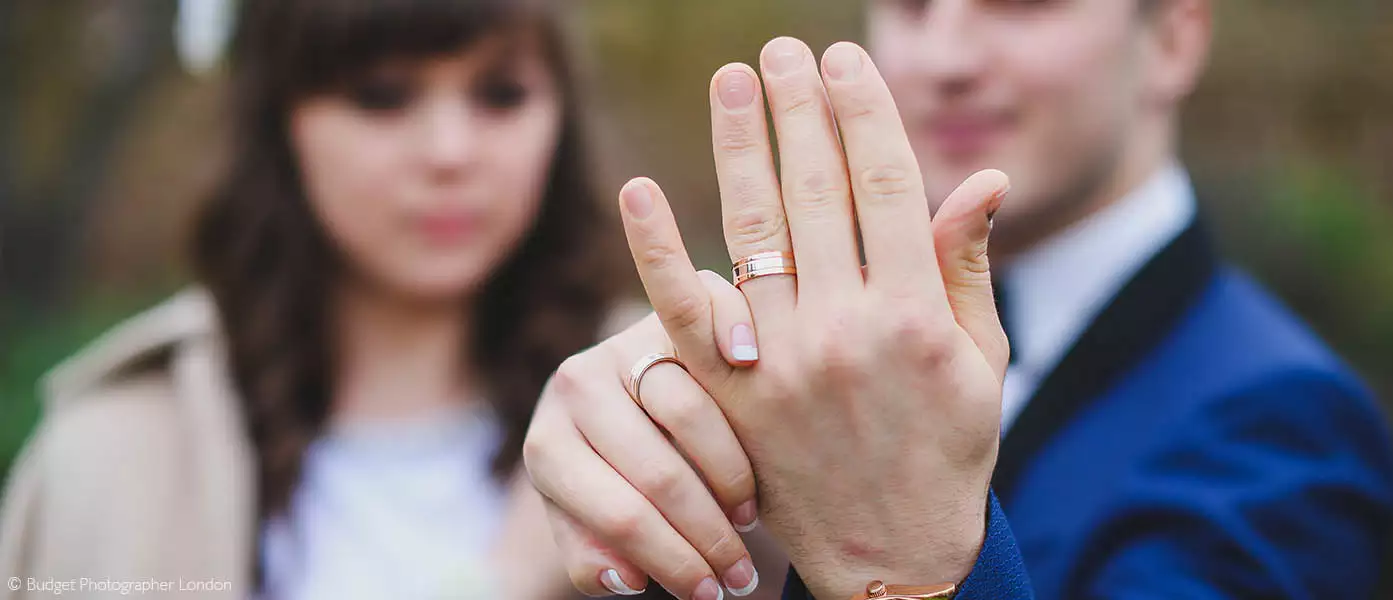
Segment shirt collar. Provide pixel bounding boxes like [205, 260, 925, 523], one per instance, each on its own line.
[998, 162, 1198, 385]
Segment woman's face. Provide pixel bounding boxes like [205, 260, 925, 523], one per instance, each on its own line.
[290, 35, 562, 303]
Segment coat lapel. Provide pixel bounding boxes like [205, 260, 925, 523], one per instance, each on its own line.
[992, 222, 1218, 502]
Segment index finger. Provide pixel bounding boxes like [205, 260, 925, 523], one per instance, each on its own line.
[618, 178, 730, 380]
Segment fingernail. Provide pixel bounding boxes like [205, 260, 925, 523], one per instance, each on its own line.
[601, 569, 645, 596]
[986, 184, 1009, 232]
[623, 181, 654, 219]
[723, 558, 759, 597]
[694, 577, 724, 600]
[823, 43, 863, 82]
[731, 500, 759, 532]
[718, 70, 757, 110]
[763, 37, 805, 76]
[731, 325, 758, 362]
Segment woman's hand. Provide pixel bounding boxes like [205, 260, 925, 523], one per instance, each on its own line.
[611, 38, 1011, 600]
[524, 283, 766, 600]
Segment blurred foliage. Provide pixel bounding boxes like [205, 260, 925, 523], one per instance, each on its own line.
[2, 0, 1392, 482]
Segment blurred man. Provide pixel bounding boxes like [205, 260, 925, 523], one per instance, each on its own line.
[858, 0, 1393, 596]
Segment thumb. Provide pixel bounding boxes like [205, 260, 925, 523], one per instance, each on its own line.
[932, 169, 1011, 381]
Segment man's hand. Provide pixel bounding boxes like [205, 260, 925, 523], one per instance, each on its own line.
[616, 37, 1011, 600]
[525, 36, 1011, 600]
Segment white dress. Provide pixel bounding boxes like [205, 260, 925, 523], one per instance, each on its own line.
[259, 406, 507, 600]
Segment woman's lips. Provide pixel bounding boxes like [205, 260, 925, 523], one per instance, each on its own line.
[415, 211, 481, 245]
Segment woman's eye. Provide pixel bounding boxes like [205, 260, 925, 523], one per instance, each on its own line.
[348, 79, 413, 112]
[476, 79, 529, 111]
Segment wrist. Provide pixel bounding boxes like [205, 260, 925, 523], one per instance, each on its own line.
[795, 504, 986, 600]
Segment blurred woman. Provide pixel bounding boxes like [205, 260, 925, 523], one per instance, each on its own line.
[0, 0, 622, 597]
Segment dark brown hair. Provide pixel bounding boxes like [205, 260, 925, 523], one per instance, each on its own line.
[191, 0, 621, 525]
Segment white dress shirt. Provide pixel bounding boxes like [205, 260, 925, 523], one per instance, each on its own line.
[998, 163, 1198, 432]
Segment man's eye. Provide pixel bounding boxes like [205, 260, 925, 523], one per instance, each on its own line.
[886, 0, 930, 14]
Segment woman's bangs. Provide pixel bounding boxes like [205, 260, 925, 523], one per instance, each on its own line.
[274, 0, 547, 93]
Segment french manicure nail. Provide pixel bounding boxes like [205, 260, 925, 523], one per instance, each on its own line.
[731, 500, 759, 532]
[601, 569, 646, 596]
[718, 70, 757, 110]
[723, 558, 759, 597]
[694, 577, 724, 600]
[623, 182, 654, 219]
[731, 324, 758, 362]
[823, 43, 863, 81]
[764, 37, 805, 76]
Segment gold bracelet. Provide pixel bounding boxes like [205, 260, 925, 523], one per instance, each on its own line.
[849, 580, 956, 600]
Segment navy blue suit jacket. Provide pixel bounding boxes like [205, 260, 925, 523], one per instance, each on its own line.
[784, 224, 1393, 599]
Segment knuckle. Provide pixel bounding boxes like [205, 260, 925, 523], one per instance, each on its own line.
[894, 316, 957, 367]
[596, 507, 646, 546]
[792, 170, 850, 210]
[699, 528, 746, 567]
[957, 243, 994, 276]
[778, 86, 824, 117]
[717, 120, 763, 155]
[671, 552, 714, 586]
[520, 435, 552, 478]
[724, 200, 788, 250]
[550, 355, 593, 407]
[914, 339, 956, 369]
[812, 332, 868, 384]
[652, 390, 708, 435]
[547, 362, 580, 402]
[888, 307, 937, 341]
[638, 242, 683, 271]
[663, 293, 710, 334]
[719, 467, 757, 502]
[836, 101, 876, 123]
[856, 164, 918, 203]
[635, 461, 688, 502]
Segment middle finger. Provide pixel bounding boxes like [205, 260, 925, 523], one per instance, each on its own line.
[759, 37, 863, 301]
[562, 350, 757, 595]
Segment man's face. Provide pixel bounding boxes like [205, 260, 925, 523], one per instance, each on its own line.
[869, 0, 1161, 253]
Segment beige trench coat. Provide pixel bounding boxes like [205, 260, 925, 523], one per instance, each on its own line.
[0, 290, 255, 599]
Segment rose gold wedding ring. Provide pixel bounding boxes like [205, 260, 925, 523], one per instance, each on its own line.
[627, 353, 688, 409]
[732, 251, 797, 287]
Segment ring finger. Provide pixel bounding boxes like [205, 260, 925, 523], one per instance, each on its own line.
[710, 62, 797, 326]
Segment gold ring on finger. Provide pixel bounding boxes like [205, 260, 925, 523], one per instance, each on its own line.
[732, 251, 797, 287]
[626, 353, 689, 410]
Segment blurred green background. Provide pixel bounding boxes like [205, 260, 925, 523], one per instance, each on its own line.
[2, 1, 1391, 482]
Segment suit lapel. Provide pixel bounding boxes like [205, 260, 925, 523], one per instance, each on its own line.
[992, 221, 1218, 502]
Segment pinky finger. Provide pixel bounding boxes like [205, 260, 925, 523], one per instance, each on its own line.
[544, 497, 649, 596]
